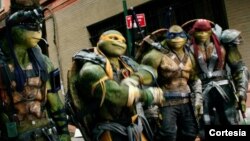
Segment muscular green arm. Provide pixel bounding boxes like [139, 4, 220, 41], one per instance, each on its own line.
[78, 61, 156, 108]
[78, 62, 129, 106]
[120, 56, 157, 86]
[187, 52, 203, 109]
[227, 46, 249, 101]
[188, 51, 200, 82]
[44, 55, 70, 141]
[132, 49, 163, 86]
[141, 49, 163, 71]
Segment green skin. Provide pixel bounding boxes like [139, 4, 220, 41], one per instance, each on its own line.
[193, 29, 247, 112]
[0, 26, 70, 141]
[70, 30, 156, 136]
[141, 25, 202, 116]
[223, 42, 248, 113]
[193, 29, 242, 64]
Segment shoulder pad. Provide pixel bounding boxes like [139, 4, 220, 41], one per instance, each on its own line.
[221, 29, 241, 44]
[135, 28, 168, 62]
[120, 56, 139, 71]
[212, 24, 223, 39]
[73, 48, 106, 68]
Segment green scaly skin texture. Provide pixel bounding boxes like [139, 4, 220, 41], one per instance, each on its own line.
[142, 47, 200, 82]
[141, 47, 199, 82]
[77, 57, 135, 121]
[226, 46, 242, 65]
[45, 56, 70, 141]
[141, 49, 163, 71]
[226, 46, 248, 99]
[73, 30, 155, 122]
[79, 62, 129, 107]
[1, 27, 70, 141]
[77, 56, 154, 121]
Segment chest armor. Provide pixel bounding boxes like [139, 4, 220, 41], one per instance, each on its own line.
[0, 63, 46, 121]
[112, 56, 135, 83]
[194, 42, 226, 80]
[158, 52, 192, 92]
[112, 67, 131, 83]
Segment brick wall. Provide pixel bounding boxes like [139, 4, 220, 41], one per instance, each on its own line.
[44, 0, 250, 95]
[224, 0, 250, 107]
[224, 0, 250, 69]
[45, 0, 150, 92]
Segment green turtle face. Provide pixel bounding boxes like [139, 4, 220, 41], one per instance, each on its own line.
[193, 30, 212, 43]
[167, 37, 187, 50]
[11, 26, 42, 48]
[166, 25, 187, 49]
[97, 30, 127, 57]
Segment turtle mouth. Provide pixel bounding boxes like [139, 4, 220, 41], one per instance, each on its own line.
[170, 38, 186, 43]
[112, 43, 126, 49]
[200, 36, 209, 40]
[32, 37, 41, 40]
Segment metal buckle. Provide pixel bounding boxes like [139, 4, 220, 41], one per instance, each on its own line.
[207, 71, 213, 78]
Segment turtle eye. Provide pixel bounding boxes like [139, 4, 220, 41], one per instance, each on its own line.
[113, 36, 119, 40]
[179, 32, 187, 38]
[166, 33, 175, 39]
[109, 36, 118, 40]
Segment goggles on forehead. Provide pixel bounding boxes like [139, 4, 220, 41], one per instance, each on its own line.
[166, 31, 187, 39]
[17, 22, 43, 31]
[7, 7, 44, 31]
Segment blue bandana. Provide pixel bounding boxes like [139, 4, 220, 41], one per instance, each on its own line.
[166, 31, 187, 39]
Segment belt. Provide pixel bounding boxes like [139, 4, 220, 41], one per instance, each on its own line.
[163, 98, 190, 106]
[200, 70, 227, 80]
[163, 91, 190, 106]
[164, 92, 190, 99]
[203, 79, 230, 88]
[214, 79, 230, 85]
[18, 118, 50, 133]
[17, 126, 58, 141]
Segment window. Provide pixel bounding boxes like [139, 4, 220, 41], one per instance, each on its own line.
[87, 1, 195, 57]
[87, 0, 228, 57]
[87, 0, 196, 46]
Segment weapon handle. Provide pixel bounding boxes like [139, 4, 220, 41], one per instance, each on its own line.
[130, 7, 145, 39]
